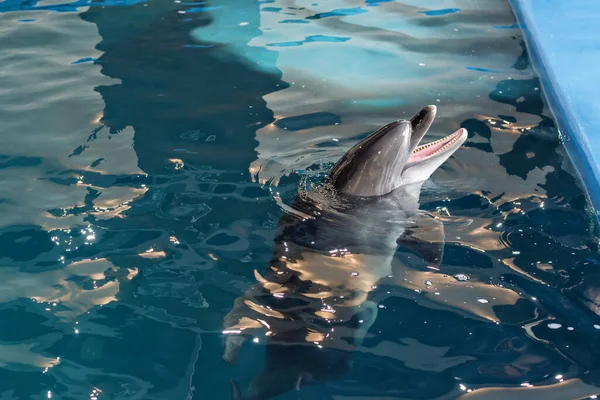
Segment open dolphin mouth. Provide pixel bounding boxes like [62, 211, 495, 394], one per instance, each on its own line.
[408, 128, 468, 164]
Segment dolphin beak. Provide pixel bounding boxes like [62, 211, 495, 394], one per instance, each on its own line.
[409, 105, 437, 152]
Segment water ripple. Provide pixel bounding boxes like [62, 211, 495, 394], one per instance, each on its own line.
[1, 0, 599, 398]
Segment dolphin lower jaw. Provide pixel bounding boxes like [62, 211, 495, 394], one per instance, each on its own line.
[399, 127, 468, 187]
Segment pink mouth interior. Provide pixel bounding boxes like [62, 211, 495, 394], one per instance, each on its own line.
[408, 129, 465, 163]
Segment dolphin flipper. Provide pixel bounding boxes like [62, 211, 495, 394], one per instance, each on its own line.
[230, 379, 242, 400]
[223, 334, 247, 364]
[396, 213, 445, 265]
[353, 300, 379, 347]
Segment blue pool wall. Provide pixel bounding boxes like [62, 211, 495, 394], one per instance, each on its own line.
[509, 0, 600, 222]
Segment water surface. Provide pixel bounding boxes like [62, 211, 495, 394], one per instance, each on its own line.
[1, 0, 599, 398]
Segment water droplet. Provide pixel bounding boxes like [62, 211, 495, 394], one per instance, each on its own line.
[351, 272, 359, 277]
[548, 323, 562, 329]
[477, 299, 489, 304]
[454, 274, 469, 282]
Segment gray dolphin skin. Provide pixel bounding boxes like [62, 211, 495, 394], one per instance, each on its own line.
[222, 105, 468, 400]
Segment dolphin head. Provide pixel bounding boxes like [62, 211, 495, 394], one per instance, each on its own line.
[327, 105, 467, 197]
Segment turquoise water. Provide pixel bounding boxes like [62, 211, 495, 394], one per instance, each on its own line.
[1, 0, 600, 398]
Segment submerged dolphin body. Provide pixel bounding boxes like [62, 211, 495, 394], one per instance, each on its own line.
[222, 105, 468, 399]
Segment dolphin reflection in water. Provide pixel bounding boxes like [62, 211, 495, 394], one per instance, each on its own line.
[222, 105, 468, 399]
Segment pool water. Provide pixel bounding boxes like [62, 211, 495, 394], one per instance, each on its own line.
[1, 0, 600, 398]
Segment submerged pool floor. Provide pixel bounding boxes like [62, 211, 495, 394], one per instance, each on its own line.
[1, 0, 599, 398]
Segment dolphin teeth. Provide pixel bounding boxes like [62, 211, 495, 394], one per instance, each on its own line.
[411, 129, 465, 160]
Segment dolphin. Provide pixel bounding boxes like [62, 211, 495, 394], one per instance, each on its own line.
[222, 105, 468, 399]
